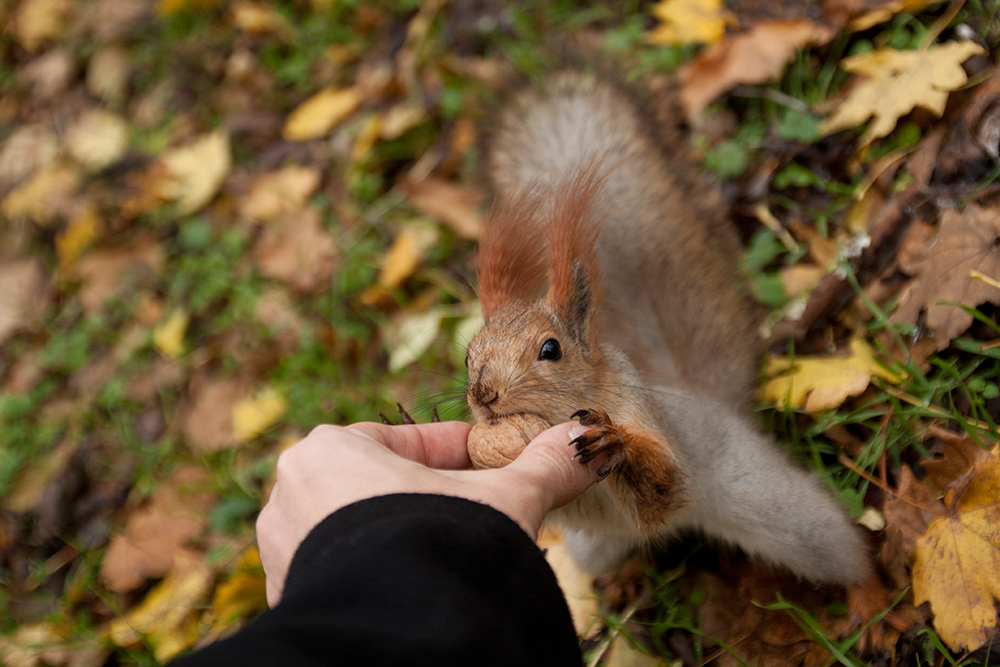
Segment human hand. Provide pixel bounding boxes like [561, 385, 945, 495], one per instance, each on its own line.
[256, 420, 599, 606]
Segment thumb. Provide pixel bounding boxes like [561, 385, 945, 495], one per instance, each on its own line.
[504, 421, 598, 513]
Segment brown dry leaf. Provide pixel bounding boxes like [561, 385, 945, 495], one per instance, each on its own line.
[823, 41, 984, 145]
[157, 130, 232, 214]
[282, 87, 361, 142]
[0, 623, 108, 667]
[891, 204, 1000, 351]
[66, 110, 129, 171]
[252, 207, 338, 292]
[761, 337, 901, 411]
[107, 550, 213, 662]
[73, 235, 164, 313]
[923, 425, 992, 491]
[56, 205, 102, 270]
[12, 0, 72, 52]
[646, 0, 735, 46]
[0, 124, 58, 185]
[2, 440, 75, 513]
[399, 178, 484, 239]
[0, 258, 46, 345]
[181, 377, 247, 452]
[538, 529, 599, 636]
[86, 46, 131, 106]
[1, 162, 79, 225]
[913, 445, 1000, 651]
[240, 166, 321, 221]
[232, 385, 287, 442]
[100, 466, 216, 592]
[678, 19, 832, 116]
[880, 466, 944, 587]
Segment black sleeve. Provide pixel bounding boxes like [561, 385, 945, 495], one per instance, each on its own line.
[171, 493, 583, 666]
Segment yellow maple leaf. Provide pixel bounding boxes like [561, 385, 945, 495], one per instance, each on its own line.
[157, 130, 232, 214]
[647, 0, 734, 46]
[283, 87, 362, 142]
[761, 338, 902, 412]
[107, 552, 213, 662]
[823, 41, 984, 145]
[204, 548, 267, 632]
[152, 309, 189, 359]
[913, 445, 1000, 651]
[849, 0, 939, 31]
[233, 386, 288, 443]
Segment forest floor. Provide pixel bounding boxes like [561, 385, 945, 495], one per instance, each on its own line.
[1, 0, 1000, 665]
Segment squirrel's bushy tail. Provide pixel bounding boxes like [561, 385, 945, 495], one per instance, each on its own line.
[486, 71, 761, 406]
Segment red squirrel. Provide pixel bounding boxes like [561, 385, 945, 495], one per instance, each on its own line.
[464, 71, 885, 619]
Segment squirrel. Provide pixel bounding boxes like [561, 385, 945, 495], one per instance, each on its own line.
[464, 70, 886, 619]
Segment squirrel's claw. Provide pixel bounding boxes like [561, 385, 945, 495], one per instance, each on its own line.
[431, 406, 440, 423]
[378, 403, 419, 425]
[570, 409, 625, 481]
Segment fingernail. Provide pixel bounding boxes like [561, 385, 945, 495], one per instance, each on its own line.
[587, 453, 610, 478]
[569, 424, 594, 441]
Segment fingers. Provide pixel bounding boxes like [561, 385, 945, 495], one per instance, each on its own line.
[505, 422, 598, 511]
[345, 421, 473, 469]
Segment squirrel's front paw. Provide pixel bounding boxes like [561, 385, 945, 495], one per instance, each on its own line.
[570, 409, 626, 482]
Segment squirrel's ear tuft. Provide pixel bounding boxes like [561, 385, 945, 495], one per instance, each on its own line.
[545, 163, 605, 344]
[478, 190, 547, 320]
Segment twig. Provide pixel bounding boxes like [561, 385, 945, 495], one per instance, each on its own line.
[920, 0, 967, 50]
[837, 453, 947, 516]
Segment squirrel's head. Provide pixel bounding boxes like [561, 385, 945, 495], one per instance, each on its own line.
[466, 166, 606, 423]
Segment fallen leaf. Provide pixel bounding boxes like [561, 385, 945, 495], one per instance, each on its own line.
[0, 259, 46, 345]
[252, 207, 338, 292]
[913, 445, 1000, 651]
[240, 166, 321, 221]
[0, 623, 109, 667]
[72, 235, 164, 313]
[282, 87, 361, 142]
[157, 130, 232, 214]
[86, 46, 131, 106]
[100, 466, 215, 592]
[848, 0, 939, 31]
[386, 307, 445, 372]
[157, 0, 220, 15]
[153, 309, 189, 359]
[761, 338, 902, 411]
[823, 41, 984, 145]
[379, 102, 425, 140]
[232, 1, 291, 36]
[351, 113, 383, 164]
[182, 377, 246, 452]
[66, 110, 129, 171]
[923, 425, 993, 491]
[646, 0, 735, 46]
[107, 550, 213, 662]
[891, 204, 1000, 351]
[678, 19, 833, 116]
[1, 162, 79, 225]
[2, 440, 75, 513]
[538, 529, 599, 636]
[203, 548, 266, 633]
[12, 0, 72, 52]
[880, 466, 944, 588]
[232, 386, 287, 442]
[56, 205, 102, 270]
[0, 124, 58, 185]
[378, 223, 440, 288]
[399, 178, 484, 239]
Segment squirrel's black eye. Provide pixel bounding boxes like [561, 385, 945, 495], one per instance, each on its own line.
[538, 338, 562, 361]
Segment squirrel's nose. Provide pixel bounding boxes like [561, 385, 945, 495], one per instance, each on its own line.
[470, 382, 499, 407]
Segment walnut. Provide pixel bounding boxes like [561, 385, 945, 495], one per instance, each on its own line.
[467, 413, 551, 469]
